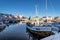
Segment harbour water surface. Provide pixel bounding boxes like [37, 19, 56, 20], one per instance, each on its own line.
[0, 23, 29, 40]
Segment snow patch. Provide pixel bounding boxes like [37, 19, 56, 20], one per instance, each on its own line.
[41, 33, 60, 40]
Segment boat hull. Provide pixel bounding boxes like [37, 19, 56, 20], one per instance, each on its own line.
[26, 26, 54, 39]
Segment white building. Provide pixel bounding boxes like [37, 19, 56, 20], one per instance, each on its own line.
[42, 16, 53, 23]
[42, 16, 53, 20]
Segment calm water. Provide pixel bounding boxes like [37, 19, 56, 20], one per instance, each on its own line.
[0, 23, 29, 40]
[0, 22, 54, 40]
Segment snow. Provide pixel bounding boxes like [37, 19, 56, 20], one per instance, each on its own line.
[41, 32, 60, 40]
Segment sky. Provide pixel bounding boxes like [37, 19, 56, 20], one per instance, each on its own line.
[0, 0, 60, 17]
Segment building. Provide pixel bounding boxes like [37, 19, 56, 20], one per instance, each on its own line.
[54, 17, 60, 22]
[42, 16, 53, 23]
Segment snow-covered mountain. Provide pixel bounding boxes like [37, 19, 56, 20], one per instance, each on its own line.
[0, 13, 16, 21]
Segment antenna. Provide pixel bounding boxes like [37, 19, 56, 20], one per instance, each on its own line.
[35, 5, 38, 16]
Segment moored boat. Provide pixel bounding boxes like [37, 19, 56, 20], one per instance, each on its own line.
[26, 0, 59, 38]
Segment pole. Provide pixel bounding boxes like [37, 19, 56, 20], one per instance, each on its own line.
[46, 0, 48, 17]
[35, 5, 38, 16]
[46, 0, 48, 22]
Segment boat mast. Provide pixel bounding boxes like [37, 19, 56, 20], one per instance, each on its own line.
[46, 0, 48, 22]
[35, 5, 38, 16]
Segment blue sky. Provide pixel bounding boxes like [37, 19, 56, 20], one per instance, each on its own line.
[0, 0, 60, 17]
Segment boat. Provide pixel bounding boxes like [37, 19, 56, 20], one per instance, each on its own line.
[0, 22, 6, 32]
[52, 22, 60, 32]
[0, 23, 6, 32]
[26, 0, 59, 38]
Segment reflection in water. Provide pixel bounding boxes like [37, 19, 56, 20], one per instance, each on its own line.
[0, 23, 46, 40]
[0, 23, 28, 40]
[15, 22, 25, 26]
[0, 26, 6, 32]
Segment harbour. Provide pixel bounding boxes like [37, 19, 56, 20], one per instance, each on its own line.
[0, 0, 60, 40]
[0, 21, 59, 40]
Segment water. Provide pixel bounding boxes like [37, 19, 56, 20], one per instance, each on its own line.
[0, 22, 57, 40]
[0, 23, 29, 40]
